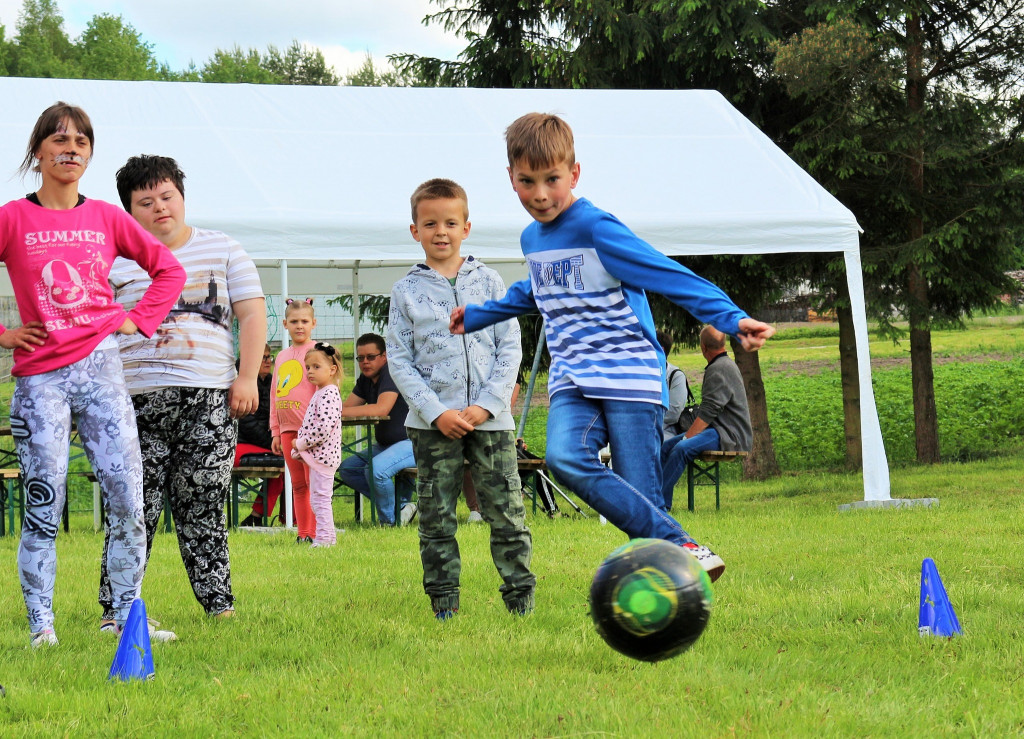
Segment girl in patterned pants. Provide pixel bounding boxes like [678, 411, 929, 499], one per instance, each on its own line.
[0, 103, 185, 646]
[14, 339, 149, 641]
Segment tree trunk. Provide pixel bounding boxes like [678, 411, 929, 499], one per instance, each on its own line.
[907, 264, 940, 462]
[906, 11, 941, 463]
[732, 341, 779, 480]
[836, 299, 862, 470]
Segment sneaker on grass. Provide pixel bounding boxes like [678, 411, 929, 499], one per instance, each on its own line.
[435, 609, 458, 621]
[30, 629, 58, 648]
[682, 542, 725, 583]
[400, 502, 418, 526]
[466, 510, 484, 524]
[100, 618, 177, 643]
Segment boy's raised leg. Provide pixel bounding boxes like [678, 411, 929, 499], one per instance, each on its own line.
[545, 387, 693, 545]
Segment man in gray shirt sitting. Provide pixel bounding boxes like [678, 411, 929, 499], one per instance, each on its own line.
[660, 325, 752, 510]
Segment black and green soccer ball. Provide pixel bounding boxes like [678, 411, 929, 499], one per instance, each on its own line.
[589, 538, 713, 662]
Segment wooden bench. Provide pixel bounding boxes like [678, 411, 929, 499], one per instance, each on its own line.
[600, 449, 747, 512]
[1, 467, 73, 537]
[89, 466, 285, 532]
[0, 468, 21, 537]
[397, 457, 551, 518]
[686, 451, 747, 512]
[228, 465, 284, 529]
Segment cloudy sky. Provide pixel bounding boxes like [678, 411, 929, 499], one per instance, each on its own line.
[0, 0, 465, 77]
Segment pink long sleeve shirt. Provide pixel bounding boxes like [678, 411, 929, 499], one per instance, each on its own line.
[0, 197, 186, 377]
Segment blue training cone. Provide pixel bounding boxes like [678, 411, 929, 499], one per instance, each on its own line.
[918, 557, 961, 637]
[109, 598, 155, 681]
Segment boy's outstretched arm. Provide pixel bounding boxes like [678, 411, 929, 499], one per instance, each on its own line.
[454, 278, 536, 334]
[737, 318, 775, 351]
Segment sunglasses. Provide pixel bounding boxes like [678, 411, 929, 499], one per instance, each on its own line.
[262, 354, 272, 361]
[356, 352, 382, 363]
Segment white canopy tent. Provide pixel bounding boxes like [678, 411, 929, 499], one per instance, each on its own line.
[0, 78, 890, 502]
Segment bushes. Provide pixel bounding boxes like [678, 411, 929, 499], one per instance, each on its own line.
[767, 357, 1024, 469]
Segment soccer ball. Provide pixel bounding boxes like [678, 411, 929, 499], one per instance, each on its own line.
[589, 538, 713, 662]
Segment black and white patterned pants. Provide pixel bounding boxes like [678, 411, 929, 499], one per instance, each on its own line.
[99, 386, 236, 617]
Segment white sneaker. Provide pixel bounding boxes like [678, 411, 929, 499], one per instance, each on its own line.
[682, 542, 725, 583]
[30, 628, 58, 648]
[400, 502, 418, 525]
[467, 510, 484, 524]
[100, 617, 177, 643]
[146, 618, 178, 643]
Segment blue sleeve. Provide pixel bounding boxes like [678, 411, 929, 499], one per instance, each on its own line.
[593, 217, 748, 336]
[463, 278, 536, 333]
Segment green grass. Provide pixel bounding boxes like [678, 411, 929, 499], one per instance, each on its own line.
[2, 454, 1023, 736]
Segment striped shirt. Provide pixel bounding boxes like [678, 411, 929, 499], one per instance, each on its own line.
[464, 198, 748, 405]
[109, 226, 264, 394]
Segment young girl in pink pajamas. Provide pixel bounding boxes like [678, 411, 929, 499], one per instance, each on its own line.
[291, 342, 343, 548]
[0, 102, 185, 646]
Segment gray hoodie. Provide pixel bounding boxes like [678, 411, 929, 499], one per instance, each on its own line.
[386, 257, 522, 431]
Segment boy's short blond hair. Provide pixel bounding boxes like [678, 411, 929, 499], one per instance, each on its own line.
[410, 178, 469, 223]
[504, 113, 576, 170]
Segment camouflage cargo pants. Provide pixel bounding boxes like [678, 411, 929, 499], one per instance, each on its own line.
[408, 428, 535, 615]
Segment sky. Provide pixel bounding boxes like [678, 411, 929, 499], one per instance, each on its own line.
[0, 0, 466, 78]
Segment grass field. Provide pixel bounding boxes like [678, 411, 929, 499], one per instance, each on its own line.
[2, 455, 1024, 736]
[1, 315, 1023, 736]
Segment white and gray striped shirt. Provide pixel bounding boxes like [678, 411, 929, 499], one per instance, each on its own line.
[109, 227, 264, 394]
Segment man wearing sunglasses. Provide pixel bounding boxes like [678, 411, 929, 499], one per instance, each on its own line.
[338, 333, 416, 526]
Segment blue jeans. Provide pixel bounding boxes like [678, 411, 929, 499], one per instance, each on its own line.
[660, 428, 721, 509]
[337, 439, 414, 525]
[545, 387, 694, 545]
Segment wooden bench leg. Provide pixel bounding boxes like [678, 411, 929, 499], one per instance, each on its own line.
[687, 464, 695, 512]
[0, 478, 12, 537]
[687, 459, 721, 512]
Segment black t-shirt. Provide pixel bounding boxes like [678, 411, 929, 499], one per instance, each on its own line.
[352, 363, 409, 447]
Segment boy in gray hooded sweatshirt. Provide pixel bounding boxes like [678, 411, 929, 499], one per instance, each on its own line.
[386, 178, 535, 621]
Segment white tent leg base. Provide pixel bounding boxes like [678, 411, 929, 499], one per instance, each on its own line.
[838, 498, 938, 512]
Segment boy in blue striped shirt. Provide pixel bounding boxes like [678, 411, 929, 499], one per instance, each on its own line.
[450, 113, 774, 582]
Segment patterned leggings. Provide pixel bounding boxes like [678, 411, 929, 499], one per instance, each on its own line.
[98, 386, 235, 617]
[13, 336, 146, 633]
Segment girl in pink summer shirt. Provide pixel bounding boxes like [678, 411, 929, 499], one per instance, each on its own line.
[0, 102, 185, 647]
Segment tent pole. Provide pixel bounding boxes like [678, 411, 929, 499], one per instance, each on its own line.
[843, 249, 891, 501]
[352, 260, 360, 377]
[280, 260, 294, 529]
[516, 327, 546, 440]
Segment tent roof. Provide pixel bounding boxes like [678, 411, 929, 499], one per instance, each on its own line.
[0, 78, 859, 266]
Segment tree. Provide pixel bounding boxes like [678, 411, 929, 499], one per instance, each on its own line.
[391, 0, 570, 87]
[200, 41, 339, 85]
[77, 13, 165, 81]
[10, 0, 75, 78]
[0, 24, 13, 75]
[200, 46, 280, 84]
[264, 41, 340, 86]
[773, 5, 1024, 463]
[345, 54, 423, 87]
